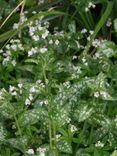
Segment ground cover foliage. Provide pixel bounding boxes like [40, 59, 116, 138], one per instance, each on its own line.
[0, 0, 117, 155]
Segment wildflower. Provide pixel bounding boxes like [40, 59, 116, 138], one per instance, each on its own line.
[70, 124, 77, 133]
[9, 86, 15, 92]
[42, 30, 49, 39]
[13, 23, 19, 29]
[38, 0, 45, 5]
[94, 92, 99, 98]
[40, 47, 47, 54]
[49, 39, 53, 44]
[0, 49, 3, 53]
[28, 47, 37, 56]
[95, 141, 104, 147]
[32, 35, 40, 41]
[89, 30, 94, 35]
[56, 134, 61, 141]
[29, 94, 33, 101]
[92, 39, 100, 48]
[18, 83, 23, 89]
[37, 147, 46, 156]
[100, 91, 109, 98]
[85, 7, 89, 12]
[106, 18, 112, 27]
[26, 149, 34, 155]
[81, 28, 87, 34]
[25, 99, 31, 106]
[11, 60, 16, 66]
[55, 39, 59, 45]
[30, 86, 36, 93]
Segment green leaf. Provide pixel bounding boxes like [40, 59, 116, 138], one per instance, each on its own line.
[57, 140, 72, 154]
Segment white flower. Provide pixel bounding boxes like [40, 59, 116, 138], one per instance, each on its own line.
[18, 44, 24, 50]
[28, 47, 37, 56]
[70, 125, 77, 133]
[49, 40, 53, 44]
[55, 40, 59, 45]
[25, 99, 31, 105]
[56, 134, 61, 141]
[18, 83, 23, 89]
[85, 7, 89, 12]
[13, 23, 19, 29]
[40, 47, 47, 53]
[94, 92, 99, 98]
[38, 25, 43, 30]
[9, 85, 16, 92]
[26, 149, 34, 155]
[29, 94, 33, 101]
[11, 60, 16, 66]
[81, 28, 87, 34]
[82, 58, 86, 63]
[92, 39, 100, 48]
[87, 36, 90, 41]
[100, 91, 109, 98]
[32, 35, 39, 41]
[11, 44, 17, 51]
[44, 100, 48, 105]
[42, 30, 49, 39]
[32, 11, 37, 14]
[95, 141, 104, 147]
[0, 49, 3, 53]
[89, 30, 94, 35]
[37, 147, 46, 156]
[30, 86, 36, 93]
[2, 57, 10, 65]
[106, 18, 112, 27]
[38, 0, 45, 5]
[11, 91, 17, 96]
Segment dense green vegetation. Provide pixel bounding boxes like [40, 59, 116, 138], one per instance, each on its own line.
[0, 0, 117, 155]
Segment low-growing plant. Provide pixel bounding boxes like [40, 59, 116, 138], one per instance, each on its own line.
[0, 0, 117, 156]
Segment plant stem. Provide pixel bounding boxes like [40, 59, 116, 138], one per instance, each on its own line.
[14, 114, 27, 155]
[42, 60, 53, 149]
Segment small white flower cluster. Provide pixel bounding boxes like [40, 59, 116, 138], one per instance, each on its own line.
[28, 47, 38, 56]
[40, 100, 48, 106]
[94, 91, 110, 98]
[38, 0, 45, 5]
[2, 39, 24, 66]
[0, 88, 6, 100]
[106, 18, 112, 27]
[18, 83, 23, 94]
[37, 147, 46, 156]
[95, 141, 104, 147]
[81, 28, 87, 34]
[71, 65, 82, 79]
[26, 149, 34, 155]
[28, 19, 49, 41]
[40, 47, 47, 54]
[92, 39, 101, 48]
[56, 134, 61, 141]
[9, 85, 17, 96]
[82, 57, 88, 66]
[25, 86, 37, 106]
[63, 81, 71, 89]
[87, 30, 94, 41]
[70, 124, 77, 133]
[13, 13, 27, 29]
[85, 2, 96, 12]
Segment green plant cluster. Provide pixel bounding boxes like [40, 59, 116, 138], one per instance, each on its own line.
[0, 0, 117, 155]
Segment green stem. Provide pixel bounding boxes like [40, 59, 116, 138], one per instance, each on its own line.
[42, 61, 53, 149]
[14, 115, 27, 155]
